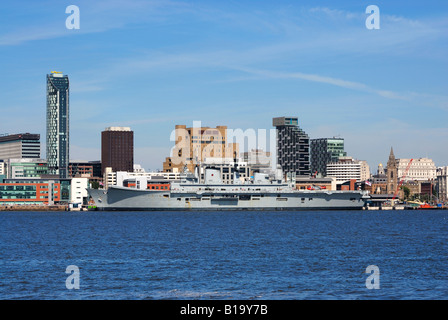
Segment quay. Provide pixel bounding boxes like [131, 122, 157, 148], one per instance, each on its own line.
[0, 204, 68, 211]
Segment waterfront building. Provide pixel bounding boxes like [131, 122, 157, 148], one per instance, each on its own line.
[0, 177, 70, 205]
[368, 167, 387, 194]
[359, 160, 371, 182]
[326, 157, 369, 184]
[310, 138, 347, 177]
[386, 147, 398, 194]
[273, 117, 310, 177]
[101, 127, 134, 175]
[5, 158, 48, 179]
[397, 158, 437, 182]
[69, 161, 93, 177]
[162, 124, 239, 174]
[0, 133, 41, 159]
[401, 180, 420, 198]
[437, 167, 448, 202]
[88, 160, 102, 178]
[70, 177, 89, 206]
[69, 160, 102, 178]
[241, 149, 272, 175]
[103, 167, 116, 189]
[46, 72, 70, 179]
[69, 160, 103, 186]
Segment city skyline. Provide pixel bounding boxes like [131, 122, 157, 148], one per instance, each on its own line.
[1, 1, 447, 171]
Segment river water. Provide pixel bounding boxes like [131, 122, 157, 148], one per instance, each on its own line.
[1, 210, 447, 300]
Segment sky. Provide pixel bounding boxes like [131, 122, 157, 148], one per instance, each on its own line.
[0, 0, 447, 172]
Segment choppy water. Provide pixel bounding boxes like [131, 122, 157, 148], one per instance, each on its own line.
[0, 210, 447, 300]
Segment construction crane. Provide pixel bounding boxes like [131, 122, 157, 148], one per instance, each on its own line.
[392, 158, 413, 201]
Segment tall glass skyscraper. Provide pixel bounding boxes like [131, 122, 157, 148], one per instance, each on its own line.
[46, 72, 69, 178]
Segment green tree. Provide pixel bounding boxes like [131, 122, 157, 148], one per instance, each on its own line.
[402, 186, 410, 200]
[90, 181, 100, 189]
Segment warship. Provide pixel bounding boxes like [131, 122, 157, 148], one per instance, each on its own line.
[87, 167, 369, 211]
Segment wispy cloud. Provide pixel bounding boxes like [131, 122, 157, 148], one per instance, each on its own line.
[0, 0, 191, 46]
[228, 66, 417, 102]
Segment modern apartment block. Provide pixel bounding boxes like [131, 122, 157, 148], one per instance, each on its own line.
[310, 138, 347, 177]
[162, 124, 239, 173]
[46, 71, 70, 178]
[0, 133, 41, 159]
[273, 117, 310, 177]
[101, 127, 134, 174]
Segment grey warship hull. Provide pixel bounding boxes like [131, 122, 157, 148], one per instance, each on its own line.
[88, 184, 369, 211]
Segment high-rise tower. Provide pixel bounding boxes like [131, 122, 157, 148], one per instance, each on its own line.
[101, 127, 134, 174]
[273, 117, 310, 177]
[46, 71, 69, 178]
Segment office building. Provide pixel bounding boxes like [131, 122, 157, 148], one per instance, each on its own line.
[359, 160, 371, 181]
[5, 158, 48, 179]
[162, 124, 239, 173]
[397, 158, 437, 182]
[69, 161, 93, 177]
[46, 71, 70, 178]
[326, 156, 368, 184]
[69, 160, 102, 178]
[0, 133, 41, 159]
[101, 127, 134, 175]
[273, 117, 310, 177]
[0, 177, 70, 205]
[310, 138, 347, 177]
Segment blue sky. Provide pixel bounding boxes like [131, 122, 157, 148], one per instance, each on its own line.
[0, 0, 447, 171]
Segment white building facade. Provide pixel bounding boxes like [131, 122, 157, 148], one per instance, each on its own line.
[70, 177, 89, 205]
[397, 158, 437, 181]
[326, 157, 370, 184]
